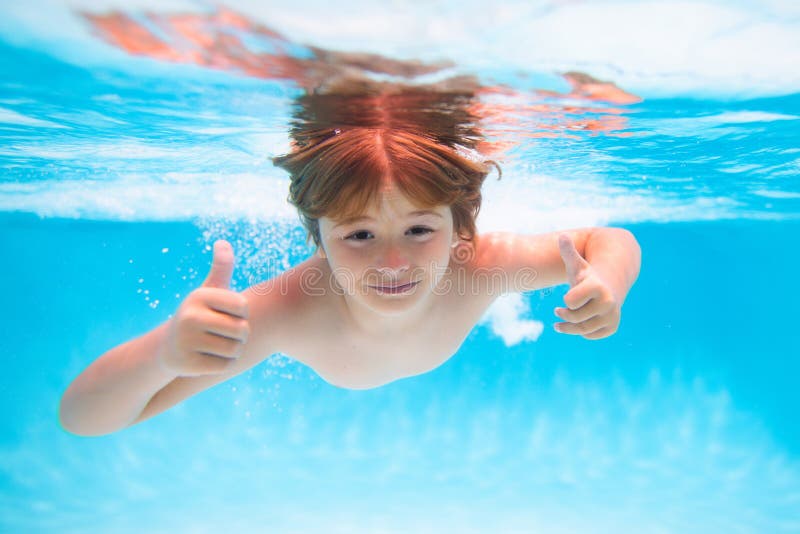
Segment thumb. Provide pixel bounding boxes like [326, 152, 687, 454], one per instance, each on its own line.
[558, 233, 589, 287]
[202, 240, 235, 289]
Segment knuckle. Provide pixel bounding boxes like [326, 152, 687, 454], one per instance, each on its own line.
[192, 287, 214, 301]
[237, 297, 250, 317]
[180, 306, 202, 328]
[182, 290, 201, 305]
[580, 319, 599, 334]
[215, 339, 235, 357]
[597, 296, 613, 311]
[600, 285, 615, 306]
[240, 321, 251, 342]
[227, 336, 241, 352]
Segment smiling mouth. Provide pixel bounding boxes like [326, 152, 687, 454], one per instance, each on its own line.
[368, 281, 420, 294]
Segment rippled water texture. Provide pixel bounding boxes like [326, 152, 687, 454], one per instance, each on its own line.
[1, 1, 799, 533]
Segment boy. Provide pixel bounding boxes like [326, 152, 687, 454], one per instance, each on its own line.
[59, 82, 641, 437]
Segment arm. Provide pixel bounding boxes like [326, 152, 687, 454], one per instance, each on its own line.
[59, 317, 263, 435]
[59, 321, 178, 437]
[59, 306, 275, 437]
[59, 241, 279, 437]
[477, 227, 641, 338]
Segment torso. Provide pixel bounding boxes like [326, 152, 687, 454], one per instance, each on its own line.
[254, 251, 501, 390]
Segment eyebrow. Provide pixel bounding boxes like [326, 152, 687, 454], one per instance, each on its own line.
[333, 210, 443, 228]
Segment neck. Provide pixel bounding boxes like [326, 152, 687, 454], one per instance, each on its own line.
[340, 291, 433, 337]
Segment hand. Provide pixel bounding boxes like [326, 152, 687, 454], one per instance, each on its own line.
[553, 234, 621, 340]
[159, 240, 250, 376]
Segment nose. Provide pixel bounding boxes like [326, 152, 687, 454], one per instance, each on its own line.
[376, 242, 410, 278]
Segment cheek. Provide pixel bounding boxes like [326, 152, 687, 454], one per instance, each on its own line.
[331, 246, 368, 269]
[420, 239, 453, 277]
[324, 253, 359, 293]
[326, 247, 370, 288]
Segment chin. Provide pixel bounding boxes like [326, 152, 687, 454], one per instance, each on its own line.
[363, 285, 427, 313]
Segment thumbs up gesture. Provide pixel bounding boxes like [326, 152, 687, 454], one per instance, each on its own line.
[158, 240, 251, 376]
[553, 234, 622, 340]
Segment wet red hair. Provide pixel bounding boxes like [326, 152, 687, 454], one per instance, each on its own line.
[273, 79, 500, 248]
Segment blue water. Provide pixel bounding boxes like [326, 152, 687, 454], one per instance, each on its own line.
[2, 1, 800, 532]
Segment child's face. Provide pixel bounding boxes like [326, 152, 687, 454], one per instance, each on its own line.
[317, 185, 458, 315]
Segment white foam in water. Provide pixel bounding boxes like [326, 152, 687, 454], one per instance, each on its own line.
[711, 111, 799, 123]
[480, 293, 545, 346]
[477, 170, 746, 233]
[0, 162, 748, 227]
[0, 172, 296, 221]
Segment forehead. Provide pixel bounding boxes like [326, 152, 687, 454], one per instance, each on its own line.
[321, 187, 449, 228]
[371, 186, 426, 212]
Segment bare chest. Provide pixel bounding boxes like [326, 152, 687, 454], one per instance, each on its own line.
[283, 286, 497, 390]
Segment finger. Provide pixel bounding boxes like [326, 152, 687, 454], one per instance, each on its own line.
[558, 233, 589, 287]
[582, 326, 614, 340]
[554, 314, 607, 336]
[203, 311, 250, 343]
[562, 282, 596, 311]
[554, 299, 605, 323]
[197, 331, 244, 359]
[198, 287, 249, 319]
[202, 240, 235, 289]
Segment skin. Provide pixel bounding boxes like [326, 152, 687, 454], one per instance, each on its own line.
[60, 8, 645, 437]
[59, 184, 641, 436]
[314, 185, 461, 335]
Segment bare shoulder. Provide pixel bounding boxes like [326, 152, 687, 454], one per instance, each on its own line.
[241, 254, 333, 364]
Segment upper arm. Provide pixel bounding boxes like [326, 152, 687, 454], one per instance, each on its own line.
[474, 228, 597, 294]
[130, 260, 315, 428]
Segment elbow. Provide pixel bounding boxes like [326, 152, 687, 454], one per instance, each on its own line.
[58, 390, 118, 438]
[58, 393, 92, 437]
[614, 227, 642, 279]
[623, 227, 642, 260]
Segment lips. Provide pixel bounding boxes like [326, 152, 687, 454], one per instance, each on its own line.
[369, 281, 420, 293]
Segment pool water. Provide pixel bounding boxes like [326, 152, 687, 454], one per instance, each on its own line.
[1, 1, 799, 532]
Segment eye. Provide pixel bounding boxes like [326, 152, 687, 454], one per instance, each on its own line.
[343, 226, 434, 241]
[344, 230, 373, 241]
[408, 226, 434, 236]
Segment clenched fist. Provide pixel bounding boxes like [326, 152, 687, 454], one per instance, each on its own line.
[158, 240, 250, 376]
